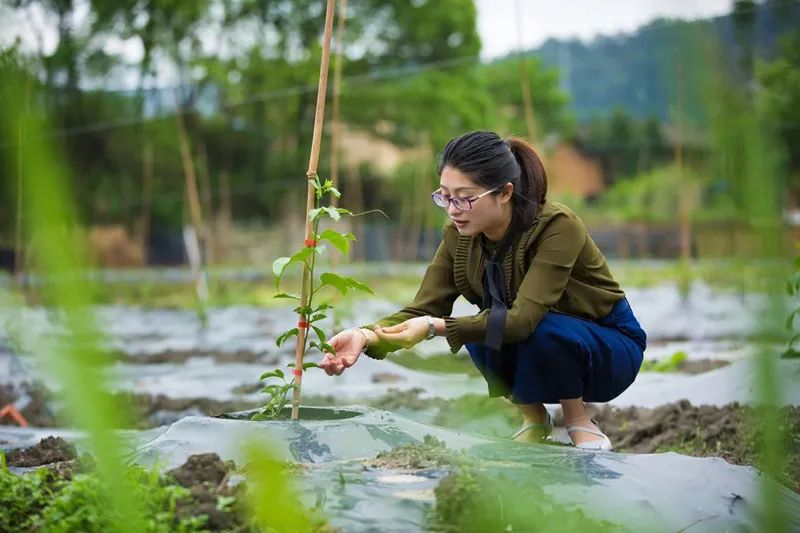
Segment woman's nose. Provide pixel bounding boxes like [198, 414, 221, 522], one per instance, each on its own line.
[447, 201, 464, 217]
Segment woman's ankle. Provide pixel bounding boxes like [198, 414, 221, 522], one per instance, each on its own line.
[563, 415, 594, 427]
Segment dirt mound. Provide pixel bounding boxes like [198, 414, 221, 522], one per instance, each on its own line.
[121, 392, 262, 427]
[589, 400, 800, 492]
[366, 435, 461, 470]
[0, 382, 58, 427]
[116, 349, 269, 365]
[167, 452, 234, 488]
[167, 453, 239, 530]
[6, 436, 77, 467]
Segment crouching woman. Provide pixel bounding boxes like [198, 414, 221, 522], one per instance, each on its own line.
[319, 130, 647, 450]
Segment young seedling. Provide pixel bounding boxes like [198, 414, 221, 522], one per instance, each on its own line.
[252, 175, 377, 420]
[783, 243, 800, 359]
[251, 362, 321, 420]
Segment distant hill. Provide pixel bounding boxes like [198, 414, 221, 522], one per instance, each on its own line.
[524, 1, 800, 122]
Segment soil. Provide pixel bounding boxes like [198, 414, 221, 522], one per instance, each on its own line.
[166, 453, 241, 531]
[589, 400, 800, 492]
[370, 372, 406, 384]
[120, 392, 263, 428]
[115, 349, 271, 365]
[0, 382, 58, 427]
[6, 436, 77, 467]
[0, 383, 262, 429]
[672, 358, 730, 374]
[366, 435, 462, 470]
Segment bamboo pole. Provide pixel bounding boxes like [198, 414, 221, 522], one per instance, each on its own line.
[196, 141, 215, 264]
[292, 0, 336, 420]
[175, 106, 209, 309]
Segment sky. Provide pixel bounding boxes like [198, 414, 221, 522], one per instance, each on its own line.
[475, 0, 731, 58]
[0, 0, 734, 86]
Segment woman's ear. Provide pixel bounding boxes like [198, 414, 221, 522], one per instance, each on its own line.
[499, 182, 514, 204]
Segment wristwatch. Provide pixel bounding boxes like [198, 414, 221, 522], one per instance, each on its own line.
[424, 316, 436, 340]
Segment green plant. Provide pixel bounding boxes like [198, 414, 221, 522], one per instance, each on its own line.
[253, 174, 376, 419]
[784, 243, 800, 359]
[251, 362, 319, 421]
[0, 463, 208, 532]
[640, 350, 688, 372]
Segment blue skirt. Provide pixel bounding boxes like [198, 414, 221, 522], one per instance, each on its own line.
[465, 298, 647, 404]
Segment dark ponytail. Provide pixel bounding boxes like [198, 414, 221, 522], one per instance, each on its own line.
[506, 136, 548, 225]
[437, 131, 548, 227]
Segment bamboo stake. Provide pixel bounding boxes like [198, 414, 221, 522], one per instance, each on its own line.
[175, 106, 209, 310]
[292, 0, 336, 420]
[196, 141, 215, 264]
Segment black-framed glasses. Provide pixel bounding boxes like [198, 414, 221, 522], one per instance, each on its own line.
[431, 185, 503, 211]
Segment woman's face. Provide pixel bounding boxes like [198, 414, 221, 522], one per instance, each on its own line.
[438, 165, 513, 238]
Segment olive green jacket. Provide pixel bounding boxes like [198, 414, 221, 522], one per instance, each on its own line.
[364, 201, 625, 359]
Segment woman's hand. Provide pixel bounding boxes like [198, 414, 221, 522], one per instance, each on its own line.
[374, 317, 429, 349]
[318, 329, 367, 376]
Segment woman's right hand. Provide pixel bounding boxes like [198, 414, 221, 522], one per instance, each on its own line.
[319, 328, 367, 376]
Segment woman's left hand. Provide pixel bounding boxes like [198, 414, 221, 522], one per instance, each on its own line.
[374, 317, 429, 349]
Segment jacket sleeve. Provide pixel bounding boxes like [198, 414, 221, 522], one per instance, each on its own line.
[362, 224, 461, 360]
[442, 213, 586, 354]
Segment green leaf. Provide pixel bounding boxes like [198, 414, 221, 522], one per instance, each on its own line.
[322, 206, 341, 221]
[261, 384, 281, 395]
[321, 342, 335, 353]
[310, 176, 322, 191]
[291, 247, 316, 265]
[259, 371, 281, 381]
[303, 362, 319, 370]
[274, 368, 285, 379]
[315, 303, 334, 311]
[250, 412, 268, 421]
[329, 186, 341, 198]
[272, 257, 291, 278]
[276, 328, 299, 347]
[274, 293, 301, 300]
[310, 313, 327, 322]
[782, 348, 800, 359]
[294, 305, 313, 316]
[344, 277, 374, 294]
[789, 333, 800, 351]
[318, 273, 374, 295]
[787, 309, 799, 331]
[318, 229, 355, 255]
[336, 208, 352, 216]
[312, 325, 327, 344]
[319, 272, 350, 295]
[309, 208, 323, 221]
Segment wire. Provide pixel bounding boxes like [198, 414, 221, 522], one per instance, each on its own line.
[1, 0, 796, 145]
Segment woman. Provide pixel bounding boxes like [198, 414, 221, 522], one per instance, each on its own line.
[319, 131, 647, 451]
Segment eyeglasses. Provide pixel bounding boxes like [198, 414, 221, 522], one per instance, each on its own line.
[431, 185, 503, 211]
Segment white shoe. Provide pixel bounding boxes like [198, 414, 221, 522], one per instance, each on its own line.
[510, 412, 554, 442]
[566, 423, 613, 451]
